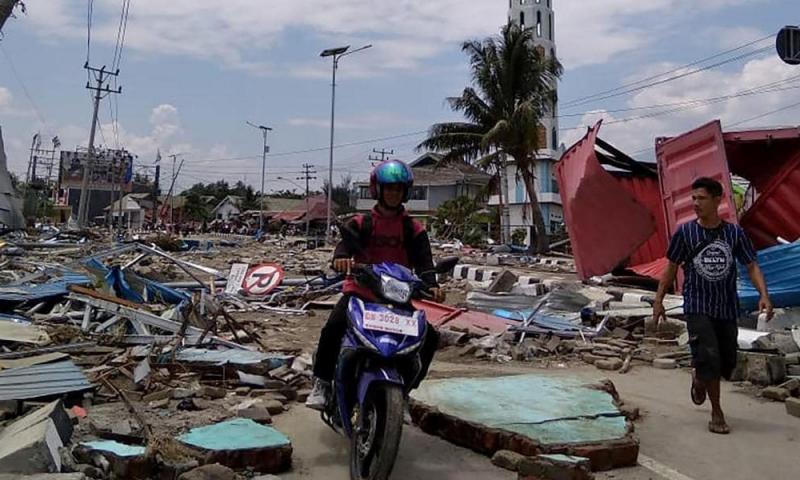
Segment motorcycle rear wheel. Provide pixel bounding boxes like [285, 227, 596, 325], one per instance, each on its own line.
[350, 383, 404, 480]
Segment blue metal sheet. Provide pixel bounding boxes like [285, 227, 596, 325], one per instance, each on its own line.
[739, 242, 800, 311]
[0, 360, 94, 401]
[0, 272, 92, 308]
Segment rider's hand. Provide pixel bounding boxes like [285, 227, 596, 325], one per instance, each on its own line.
[759, 295, 774, 321]
[430, 287, 445, 303]
[333, 257, 354, 273]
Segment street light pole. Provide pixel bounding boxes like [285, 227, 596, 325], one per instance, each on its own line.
[247, 121, 272, 233]
[320, 44, 371, 243]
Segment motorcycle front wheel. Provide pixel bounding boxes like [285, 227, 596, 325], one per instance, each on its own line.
[350, 383, 404, 480]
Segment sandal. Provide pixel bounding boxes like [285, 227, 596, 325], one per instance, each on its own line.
[691, 378, 706, 406]
[708, 421, 730, 434]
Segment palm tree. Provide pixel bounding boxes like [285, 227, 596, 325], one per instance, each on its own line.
[418, 22, 561, 253]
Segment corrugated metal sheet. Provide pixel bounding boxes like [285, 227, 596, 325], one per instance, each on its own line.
[656, 120, 739, 240]
[0, 271, 93, 308]
[0, 360, 93, 401]
[738, 241, 800, 311]
[556, 121, 656, 279]
[613, 175, 668, 267]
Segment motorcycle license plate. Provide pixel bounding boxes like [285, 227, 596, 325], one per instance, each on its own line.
[363, 310, 418, 337]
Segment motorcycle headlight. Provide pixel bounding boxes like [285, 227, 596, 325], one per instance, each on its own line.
[380, 274, 413, 304]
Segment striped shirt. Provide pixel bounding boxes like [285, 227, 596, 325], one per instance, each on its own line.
[666, 221, 757, 320]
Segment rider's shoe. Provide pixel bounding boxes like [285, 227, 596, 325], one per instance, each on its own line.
[305, 378, 330, 411]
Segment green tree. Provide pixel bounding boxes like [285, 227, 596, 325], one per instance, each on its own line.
[417, 22, 561, 253]
[431, 196, 498, 246]
[183, 191, 209, 221]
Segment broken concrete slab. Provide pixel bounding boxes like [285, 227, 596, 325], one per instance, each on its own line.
[762, 386, 790, 402]
[178, 418, 292, 473]
[487, 270, 519, 294]
[75, 440, 152, 480]
[410, 374, 638, 471]
[1, 400, 73, 445]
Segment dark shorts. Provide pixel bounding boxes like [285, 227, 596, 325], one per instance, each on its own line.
[686, 314, 738, 382]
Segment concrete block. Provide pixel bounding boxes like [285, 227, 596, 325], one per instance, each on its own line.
[143, 388, 174, 403]
[491, 450, 526, 472]
[761, 386, 790, 402]
[595, 359, 623, 371]
[786, 397, 800, 418]
[199, 386, 226, 400]
[178, 463, 237, 480]
[518, 454, 594, 480]
[2, 400, 72, 445]
[653, 358, 677, 369]
[0, 419, 63, 474]
[487, 270, 519, 294]
[237, 406, 272, 424]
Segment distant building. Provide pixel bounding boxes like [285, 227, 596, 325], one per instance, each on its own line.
[489, 0, 564, 245]
[104, 193, 153, 230]
[353, 153, 492, 221]
[210, 195, 242, 221]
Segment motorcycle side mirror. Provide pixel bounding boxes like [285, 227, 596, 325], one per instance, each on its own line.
[435, 256, 459, 274]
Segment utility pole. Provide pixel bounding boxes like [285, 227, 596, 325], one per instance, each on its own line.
[370, 148, 394, 163]
[297, 163, 317, 240]
[168, 154, 179, 230]
[246, 122, 272, 233]
[77, 63, 121, 228]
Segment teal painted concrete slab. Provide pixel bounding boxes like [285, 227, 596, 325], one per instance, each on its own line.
[81, 440, 146, 457]
[411, 375, 627, 445]
[178, 418, 291, 451]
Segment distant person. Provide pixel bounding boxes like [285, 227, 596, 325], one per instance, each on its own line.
[654, 177, 772, 434]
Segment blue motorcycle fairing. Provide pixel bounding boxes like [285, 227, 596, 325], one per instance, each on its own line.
[357, 367, 403, 406]
[370, 262, 419, 284]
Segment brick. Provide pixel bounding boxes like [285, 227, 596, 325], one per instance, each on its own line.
[653, 358, 677, 369]
[199, 386, 227, 400]
[786, 398, 800, 418]
[178, 463, 237, 480]
[595, 359, 623, 371]
[237, 406, 272, 425]
[491, 450, 526, 472]
[761, 386, 790, 402]
[143, 388, 174, 403]
[518, 454, 594, 480]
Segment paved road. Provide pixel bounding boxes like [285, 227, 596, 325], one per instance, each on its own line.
[273, 362, 799, 479]
[273, 406, 515, 480]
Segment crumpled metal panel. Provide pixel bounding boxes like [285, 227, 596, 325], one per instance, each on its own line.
[0, 126, 25, 229]
[614, 175, 668, 268]
[556, 121, 656, 279]
[656, 120, 739, 240]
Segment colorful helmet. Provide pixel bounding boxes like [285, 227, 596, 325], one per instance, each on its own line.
[369, 160, 414, 202]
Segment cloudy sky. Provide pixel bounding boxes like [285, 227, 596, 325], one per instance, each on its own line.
[0, 0, 797, 193]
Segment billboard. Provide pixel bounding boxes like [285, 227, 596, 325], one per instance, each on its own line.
[60, 149, 134, 192]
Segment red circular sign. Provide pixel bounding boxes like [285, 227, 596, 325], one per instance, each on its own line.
[242, 264, 285, 296]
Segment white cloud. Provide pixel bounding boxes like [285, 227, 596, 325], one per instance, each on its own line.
[18, 0, 767, 77]
[287, 112, 417, 130]
[561, 55, 800, 157]
[0, 87, 11, 108]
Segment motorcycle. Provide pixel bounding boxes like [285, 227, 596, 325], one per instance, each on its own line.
[320, 257, 459, 480]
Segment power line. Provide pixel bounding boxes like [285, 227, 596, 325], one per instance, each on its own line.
[560, 75, 800, 133]
[562, 46, 772, 109]
[727, 98, 800, 128]
[0, 44, 47, 125]
[560, 33, 774, 108]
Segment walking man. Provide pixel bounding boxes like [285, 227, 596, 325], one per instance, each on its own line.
[654, 177, 772, 434]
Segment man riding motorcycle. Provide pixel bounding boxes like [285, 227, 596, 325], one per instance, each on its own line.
[306, 159, 443, 410]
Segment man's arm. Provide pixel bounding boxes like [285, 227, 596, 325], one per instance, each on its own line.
[746, 261, 773, 320]
[653, 261, 679, 327]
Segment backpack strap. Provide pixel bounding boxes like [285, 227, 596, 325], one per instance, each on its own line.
[359, 211, 373, 251]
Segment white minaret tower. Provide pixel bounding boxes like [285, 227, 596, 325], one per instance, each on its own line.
[508, 0, 559, 154]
